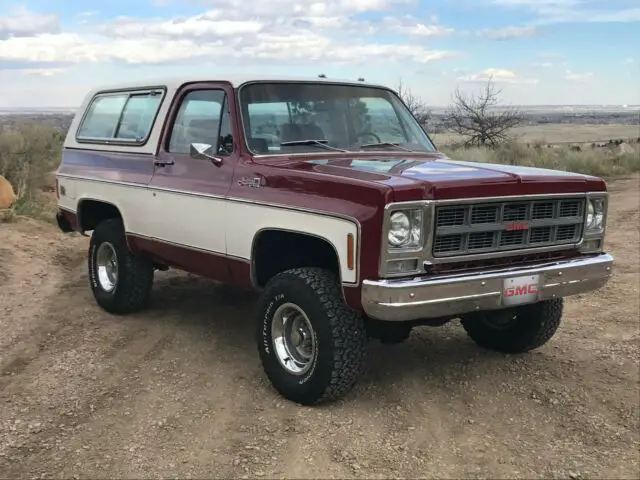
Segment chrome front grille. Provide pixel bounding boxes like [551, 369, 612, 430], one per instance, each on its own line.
[432, 197, 585, 257]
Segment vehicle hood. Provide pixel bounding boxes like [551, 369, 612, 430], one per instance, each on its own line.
[264, 152, 607, 200]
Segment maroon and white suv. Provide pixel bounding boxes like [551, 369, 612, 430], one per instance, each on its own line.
[55, 75, 614, 404]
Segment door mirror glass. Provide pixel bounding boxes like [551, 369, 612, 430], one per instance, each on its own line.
[190, 142, 214, 158]
[189, 142, 223, 165]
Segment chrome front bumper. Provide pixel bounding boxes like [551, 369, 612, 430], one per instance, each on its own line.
[361, 253, 614, 322]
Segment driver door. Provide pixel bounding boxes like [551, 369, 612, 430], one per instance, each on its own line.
[145, 82, 237, 282]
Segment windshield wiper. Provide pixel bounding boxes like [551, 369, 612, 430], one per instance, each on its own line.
[358, 142, 415, 152]
[280, 139, 347, 152]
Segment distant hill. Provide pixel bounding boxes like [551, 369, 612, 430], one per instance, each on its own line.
[0, 104, 637, 141]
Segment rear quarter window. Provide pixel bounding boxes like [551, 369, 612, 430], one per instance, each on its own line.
[76, 88, 166, 145]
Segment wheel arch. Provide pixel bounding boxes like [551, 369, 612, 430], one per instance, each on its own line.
[77, 196, 127, 234]
[250, 227, 349, 299]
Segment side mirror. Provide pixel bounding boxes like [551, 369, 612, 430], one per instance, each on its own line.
[190, 142, 223, 166]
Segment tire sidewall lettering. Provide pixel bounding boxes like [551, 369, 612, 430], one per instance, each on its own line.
[90, 236, 118, 298]
[261, 290, 319, 385]
[262, 293, 285, 355]
[89, 243, 99, 290]
[298, 326, 319, 385]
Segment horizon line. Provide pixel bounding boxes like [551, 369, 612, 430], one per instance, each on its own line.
[1, 103, 639, 111]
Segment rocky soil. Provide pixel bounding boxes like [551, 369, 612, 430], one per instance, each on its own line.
[1, 176, 639, 479]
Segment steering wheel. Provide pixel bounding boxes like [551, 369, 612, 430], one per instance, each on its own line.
[356, 131, 381, 143]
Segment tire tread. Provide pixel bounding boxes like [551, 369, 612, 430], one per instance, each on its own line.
[89, 218, 154, 315]
[258, 267, 367, 404]
[461, 298, 563, 353]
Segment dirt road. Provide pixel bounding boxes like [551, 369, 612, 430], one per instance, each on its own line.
[1, 177, 639, 479]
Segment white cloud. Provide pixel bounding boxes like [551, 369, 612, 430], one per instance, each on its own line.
[20, 68, 65, 77]
[477, 25, 536, 39]
[100, 12, 264, 39]
[542, 7, 640, 23]
[491, 0, 640, 23]
[0, 31, 459, 68]
[458, 68, 539, 84]
[490, 0, 581, 15]
[564, 70, 594, 82]
[537, 51, 564, 58]
[381, 15, 455, 36]
[0, 5, 59, 39]
[492, 0, 578, 6]
[166, 0, 411, 18]
[0, 5, 461, 74]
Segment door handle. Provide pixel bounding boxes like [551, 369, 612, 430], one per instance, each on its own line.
[154, 159, 174, 166]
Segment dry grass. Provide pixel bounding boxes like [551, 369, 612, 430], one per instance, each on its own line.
[0, 121, 63, 222]
[0, 121, 639, 223]
[432, 123, 640, 146]
[440, 141, 640, 179]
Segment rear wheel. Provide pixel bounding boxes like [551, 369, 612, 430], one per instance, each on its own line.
[460, 298, 563, 353]
[256, 267, 367, 405]
[88, 218, 154, 314]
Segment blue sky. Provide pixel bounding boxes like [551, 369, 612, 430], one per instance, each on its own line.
[0, 0, 638, 107]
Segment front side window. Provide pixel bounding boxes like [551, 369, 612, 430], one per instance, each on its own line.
[239, 82, 436, 154]
[168, 89, 233, 155]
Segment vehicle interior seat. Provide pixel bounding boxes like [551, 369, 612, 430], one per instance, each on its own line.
[279, 122, 327, 143]
[248, 137, 269, 153]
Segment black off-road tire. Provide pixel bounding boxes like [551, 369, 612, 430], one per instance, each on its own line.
[88, 218, 154, 315]
[460, 298, 563, 353]
[256, 267, 367, 405]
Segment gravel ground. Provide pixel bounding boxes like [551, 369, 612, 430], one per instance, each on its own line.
[1, 175, 638, 479]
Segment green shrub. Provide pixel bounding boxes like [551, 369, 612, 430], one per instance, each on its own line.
[0, 121, 64, 221]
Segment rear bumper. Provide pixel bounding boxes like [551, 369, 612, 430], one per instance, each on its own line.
[361, 253, 614, 322]
[56, 210, 74, 233]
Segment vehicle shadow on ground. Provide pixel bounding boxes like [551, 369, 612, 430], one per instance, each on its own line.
[145, 271, 261, 345]
[139, 273, 556, 401]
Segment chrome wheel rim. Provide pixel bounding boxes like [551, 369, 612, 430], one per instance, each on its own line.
[96, 242, 118, 292]
[271, 302, 316, 375]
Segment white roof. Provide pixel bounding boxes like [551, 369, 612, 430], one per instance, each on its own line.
[88, 74, 391, 95]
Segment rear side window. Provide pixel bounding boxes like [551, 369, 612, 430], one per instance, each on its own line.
[76, 88, 165, 144]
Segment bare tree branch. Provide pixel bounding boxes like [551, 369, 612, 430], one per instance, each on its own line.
[396, 78, 431, 125]
[446, 77, 524, 148]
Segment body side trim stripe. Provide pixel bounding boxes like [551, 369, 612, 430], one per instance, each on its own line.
[126, 232, 357, 285]
[57, 175, 362, 285]
[56, 172, 362, 227]
[127, 232, 249, 263]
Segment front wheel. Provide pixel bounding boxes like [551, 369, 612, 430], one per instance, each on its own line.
[460, 298, 563, 353]
[88, 218, 154, 315]
[256, 267, 367, 405]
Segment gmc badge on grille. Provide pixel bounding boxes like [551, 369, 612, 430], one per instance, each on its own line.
[505, 222, 530, 231]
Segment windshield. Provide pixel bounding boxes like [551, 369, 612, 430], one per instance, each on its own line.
[238, 82, 437, 155]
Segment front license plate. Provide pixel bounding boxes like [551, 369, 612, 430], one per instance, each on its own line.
[502, 274, 540, 306]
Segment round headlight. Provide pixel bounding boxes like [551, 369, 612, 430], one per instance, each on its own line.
[586, 201, 594, 227]
[388, 211, 410, 246]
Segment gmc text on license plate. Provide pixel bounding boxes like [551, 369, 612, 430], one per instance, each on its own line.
[502, 274, 540, 306]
